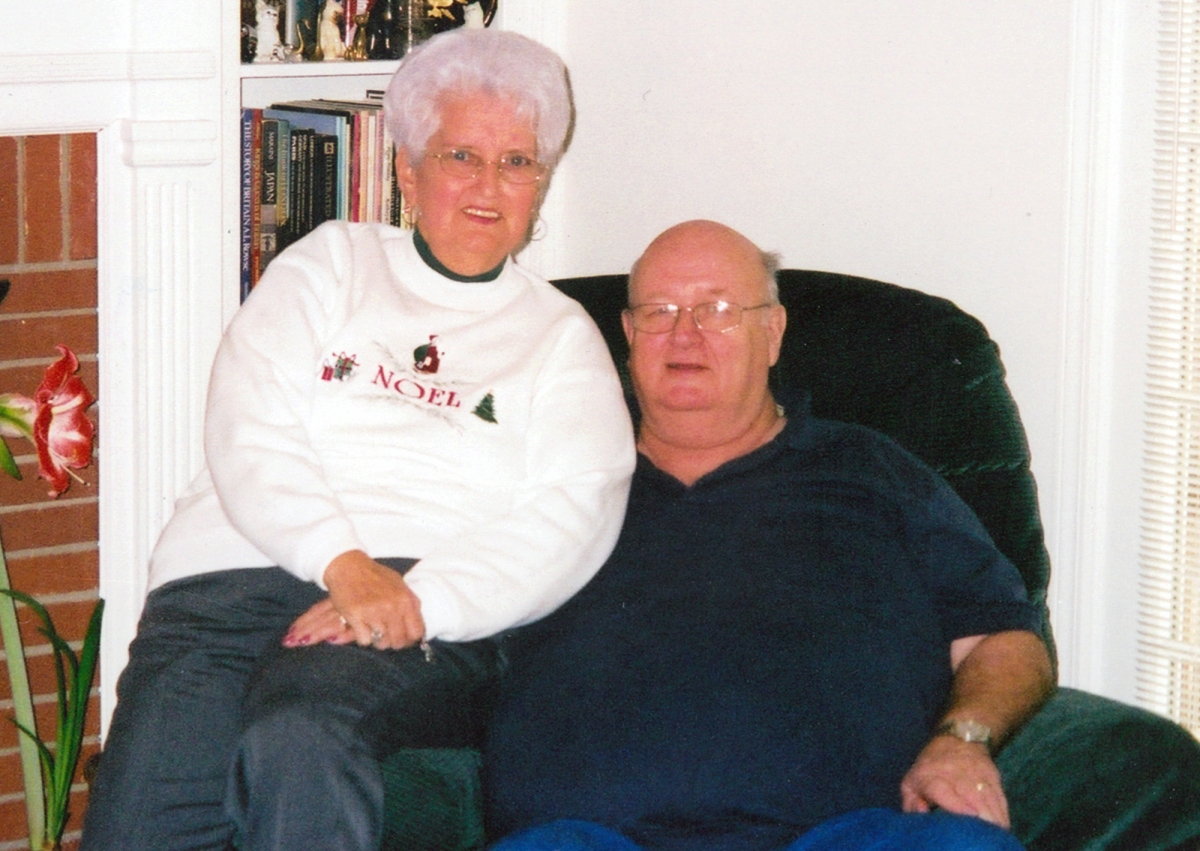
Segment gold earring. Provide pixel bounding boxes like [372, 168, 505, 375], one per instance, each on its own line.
[401, 205, 419, 229]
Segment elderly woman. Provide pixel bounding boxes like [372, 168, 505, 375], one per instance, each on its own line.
[81, 28, 635, 851]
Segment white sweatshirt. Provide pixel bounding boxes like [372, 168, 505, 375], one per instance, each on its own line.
[148, 222, 635, 641]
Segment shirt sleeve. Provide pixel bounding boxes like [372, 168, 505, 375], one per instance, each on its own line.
[403, 308, 636, 642]
[204, 222, 366, 586]
[890, 448, 1042, 641]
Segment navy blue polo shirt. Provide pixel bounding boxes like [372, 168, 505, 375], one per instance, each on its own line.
[484, 405, 1040, 851]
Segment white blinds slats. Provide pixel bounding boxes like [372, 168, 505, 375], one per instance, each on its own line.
[1139, 0, 1200, 733]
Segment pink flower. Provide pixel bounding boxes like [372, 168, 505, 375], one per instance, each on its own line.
[31, 346, 95, 497]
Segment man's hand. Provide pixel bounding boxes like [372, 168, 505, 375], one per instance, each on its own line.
[283, 550, 425, 650]
[898, 629, 1053, 830]
[900, 734, 1009, 828]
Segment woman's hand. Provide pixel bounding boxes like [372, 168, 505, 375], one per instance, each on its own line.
[283, 550, 425, 650]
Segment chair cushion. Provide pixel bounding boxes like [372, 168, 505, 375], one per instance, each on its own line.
[380, 749, 484, 851]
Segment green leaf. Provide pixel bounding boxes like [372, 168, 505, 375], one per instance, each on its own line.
[0, 540, 46, 850]
[0, 439, 20, 480]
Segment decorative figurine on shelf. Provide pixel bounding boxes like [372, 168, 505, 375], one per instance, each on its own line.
[345, 11, 371, 59]
[427, 0, 458, 22]
[254, 0, 290, 62]
[241, 0, 258, 62]
[365, 0, 399, 60]
[316, 0, 347, 60]
[463, 1, 484, 28]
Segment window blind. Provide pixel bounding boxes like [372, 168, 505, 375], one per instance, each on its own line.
[1140, 0, 1200, 733]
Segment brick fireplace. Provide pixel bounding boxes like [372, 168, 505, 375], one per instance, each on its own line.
[0, 132, 100, 851]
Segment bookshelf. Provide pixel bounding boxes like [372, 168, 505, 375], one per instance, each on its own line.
[221, 0, 412, 322]
[219, 1, 563, 323]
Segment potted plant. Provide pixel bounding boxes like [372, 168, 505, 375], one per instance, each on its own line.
[0, 344, 102, 851]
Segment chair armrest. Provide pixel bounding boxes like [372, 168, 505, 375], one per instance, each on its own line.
[998, 687, 1200, 851]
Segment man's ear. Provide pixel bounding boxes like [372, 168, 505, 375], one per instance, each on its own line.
[621, 309, 635, 346]
[767, 304, 787, 367]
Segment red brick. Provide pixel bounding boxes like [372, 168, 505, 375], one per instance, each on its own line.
[0, 794, 28, 843]
[0, 137, 17, 266]
[0, 501, 98, 553]
[0, 355, 98, 398]
[0, 313, 98, 363]
[0, 744, 97, 839]
[0, 638, 100, 700]
[0, 446, 99, 505]
[0, 269, 98, 314]
[23, 135, 63, 264]
[0, 691, 100, 748]
[5, 549, 99, 597]
[1, 595, 102, 646]
[68, 135, 97, 262]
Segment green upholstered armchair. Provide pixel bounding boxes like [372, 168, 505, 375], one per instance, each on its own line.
[378, 270, 1200, 851]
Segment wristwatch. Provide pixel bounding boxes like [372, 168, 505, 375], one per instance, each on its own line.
[933, 718, 993, 751]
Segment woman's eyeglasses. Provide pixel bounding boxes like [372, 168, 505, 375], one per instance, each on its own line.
[429, 148, 546, 185]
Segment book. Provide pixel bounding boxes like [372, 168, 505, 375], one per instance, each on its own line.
[313, 133, 339, 228]
[248, 108, 263, 293]
[239, 108, 256, 302]
[291, 127, 314, 242]
[274, 118, 292, 247]
[265, 104, 350, 219]
[259, 118, 281, 277]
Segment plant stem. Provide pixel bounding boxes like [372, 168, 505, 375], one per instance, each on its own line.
[0, 532, 47, 851]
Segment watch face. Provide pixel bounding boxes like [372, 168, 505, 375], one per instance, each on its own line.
[952, 719, 991, 742]
[939, 719, 992, 745]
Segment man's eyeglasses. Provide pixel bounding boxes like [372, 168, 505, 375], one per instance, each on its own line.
[625, 301, 773, 334]
[429, 148, 546, 185]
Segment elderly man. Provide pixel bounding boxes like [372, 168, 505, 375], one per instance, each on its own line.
[482, 220, 1055, 851]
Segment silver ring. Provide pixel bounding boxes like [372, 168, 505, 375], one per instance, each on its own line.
[976, 782, 986, 792]
[339, 616, 349, 628]
[370, 628, 384, 643]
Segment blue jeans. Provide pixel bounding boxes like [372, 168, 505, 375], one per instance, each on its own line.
[490, 810, 1026, 851]
[80, 565, 503, 851]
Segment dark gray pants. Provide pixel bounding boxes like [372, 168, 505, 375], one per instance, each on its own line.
[80, 564, 504, 851]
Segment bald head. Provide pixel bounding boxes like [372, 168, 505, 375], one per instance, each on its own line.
[629, 220, 780, 307]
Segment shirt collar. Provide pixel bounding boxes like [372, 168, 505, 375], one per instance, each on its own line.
[413, 226, 506, 283]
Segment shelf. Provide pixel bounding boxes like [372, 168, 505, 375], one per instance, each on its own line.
[239, 59, 402, 79]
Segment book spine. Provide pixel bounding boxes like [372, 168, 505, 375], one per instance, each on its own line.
[315, 134, 338, 227]
[259, 118, 280, 277]
[348, 111, 362, 222]
[240, 108, 255, 302]
[275, 120, 291, 249]
[281, 129, 303, 250]
[250, 109, 263, 290]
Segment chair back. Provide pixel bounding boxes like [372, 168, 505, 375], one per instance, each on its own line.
[552, 270, 1056, 662]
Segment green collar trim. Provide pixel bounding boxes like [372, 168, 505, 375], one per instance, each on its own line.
[413, 227, 505, 283]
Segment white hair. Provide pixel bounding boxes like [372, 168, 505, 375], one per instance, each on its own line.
[383, 28, 573, 169]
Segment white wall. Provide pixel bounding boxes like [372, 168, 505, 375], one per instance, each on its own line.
[512, 0, 1154, 703]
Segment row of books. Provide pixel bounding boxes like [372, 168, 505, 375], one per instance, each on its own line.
[240, 94, 404, 299]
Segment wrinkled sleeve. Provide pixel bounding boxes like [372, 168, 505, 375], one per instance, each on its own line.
[403, 310, 636, 642]
[892, 448, 1041, 641]
[204, 223, 365, 585]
